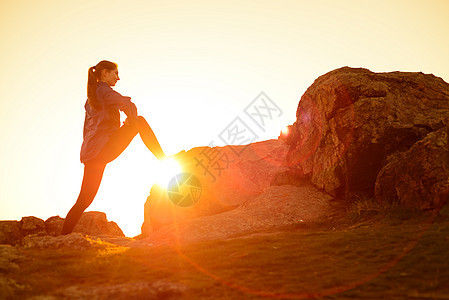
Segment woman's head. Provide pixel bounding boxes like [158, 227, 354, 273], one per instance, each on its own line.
[87, 60, 119, 110]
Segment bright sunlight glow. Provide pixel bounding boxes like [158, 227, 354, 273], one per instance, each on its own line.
[154, 157, 183, 188]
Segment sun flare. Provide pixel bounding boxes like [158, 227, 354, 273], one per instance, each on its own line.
[154, 157, 183, 188]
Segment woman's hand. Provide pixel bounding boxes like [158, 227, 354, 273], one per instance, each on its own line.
[123, 117, 138, 127]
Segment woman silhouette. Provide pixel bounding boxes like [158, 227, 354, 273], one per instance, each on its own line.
[61, 60, 166, 235]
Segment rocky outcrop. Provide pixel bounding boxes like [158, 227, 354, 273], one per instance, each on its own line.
[0, 211, 125, 246]
[142, 139, 290, 236]
[284, 67, 449, 208]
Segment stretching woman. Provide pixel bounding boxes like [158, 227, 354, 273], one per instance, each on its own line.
[61, 60, 166, 235]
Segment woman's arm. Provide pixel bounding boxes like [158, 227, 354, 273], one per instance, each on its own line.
[101, 87, 139, 124]
[100, 86, 166, 160]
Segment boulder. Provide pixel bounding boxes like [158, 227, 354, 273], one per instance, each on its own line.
[45, 216, 64, 236]
[73, 211, 125, 237]
[20, 216, 46, 236]
[141, 139, 289, 236]
[0, 221, 22, 245]
[45, 213, 124, 237]
[285, 67, 449, 207]
[375, 125, 449, 210]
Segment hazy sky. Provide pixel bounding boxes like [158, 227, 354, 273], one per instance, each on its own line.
[1, 0, 448, 236]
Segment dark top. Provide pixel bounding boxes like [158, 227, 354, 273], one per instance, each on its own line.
[80, 82, 138, 164]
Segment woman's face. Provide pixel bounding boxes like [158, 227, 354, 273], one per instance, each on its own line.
[101, 68, 120, 86]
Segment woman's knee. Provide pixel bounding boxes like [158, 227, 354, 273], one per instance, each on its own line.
[126, 115, 146, 130]
[136, 115, 150, 128]
[137, 115, 147, 124]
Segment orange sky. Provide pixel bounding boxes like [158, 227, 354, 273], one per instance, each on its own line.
[1, 0, 448, 236]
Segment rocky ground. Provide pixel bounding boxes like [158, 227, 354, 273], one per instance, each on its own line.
[1, 205, 449, 299]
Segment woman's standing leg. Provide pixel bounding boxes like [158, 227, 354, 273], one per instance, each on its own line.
[60, 163, 106, 235]
[61, 122, 140, 235]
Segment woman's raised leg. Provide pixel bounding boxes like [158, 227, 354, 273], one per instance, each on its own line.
[135, 116, 166, 160]
[60, 163, 106, 235]
[90, 115, 165, 164]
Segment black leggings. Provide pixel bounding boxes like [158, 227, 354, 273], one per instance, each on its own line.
[61, 116, 152, 235]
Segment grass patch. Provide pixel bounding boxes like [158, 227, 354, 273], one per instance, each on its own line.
[345, 193, 430, 226]
[4, 205, 449, 299]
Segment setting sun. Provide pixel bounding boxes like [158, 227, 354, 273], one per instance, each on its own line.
[154, 157, 183, 188]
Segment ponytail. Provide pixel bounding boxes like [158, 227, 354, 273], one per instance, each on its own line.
[87, 66, 101, 110]
[86, 60, 118, 111]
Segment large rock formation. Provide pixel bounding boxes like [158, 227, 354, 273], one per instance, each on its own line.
[284, 67, 449, 208]
[141, 67, 449, 241]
